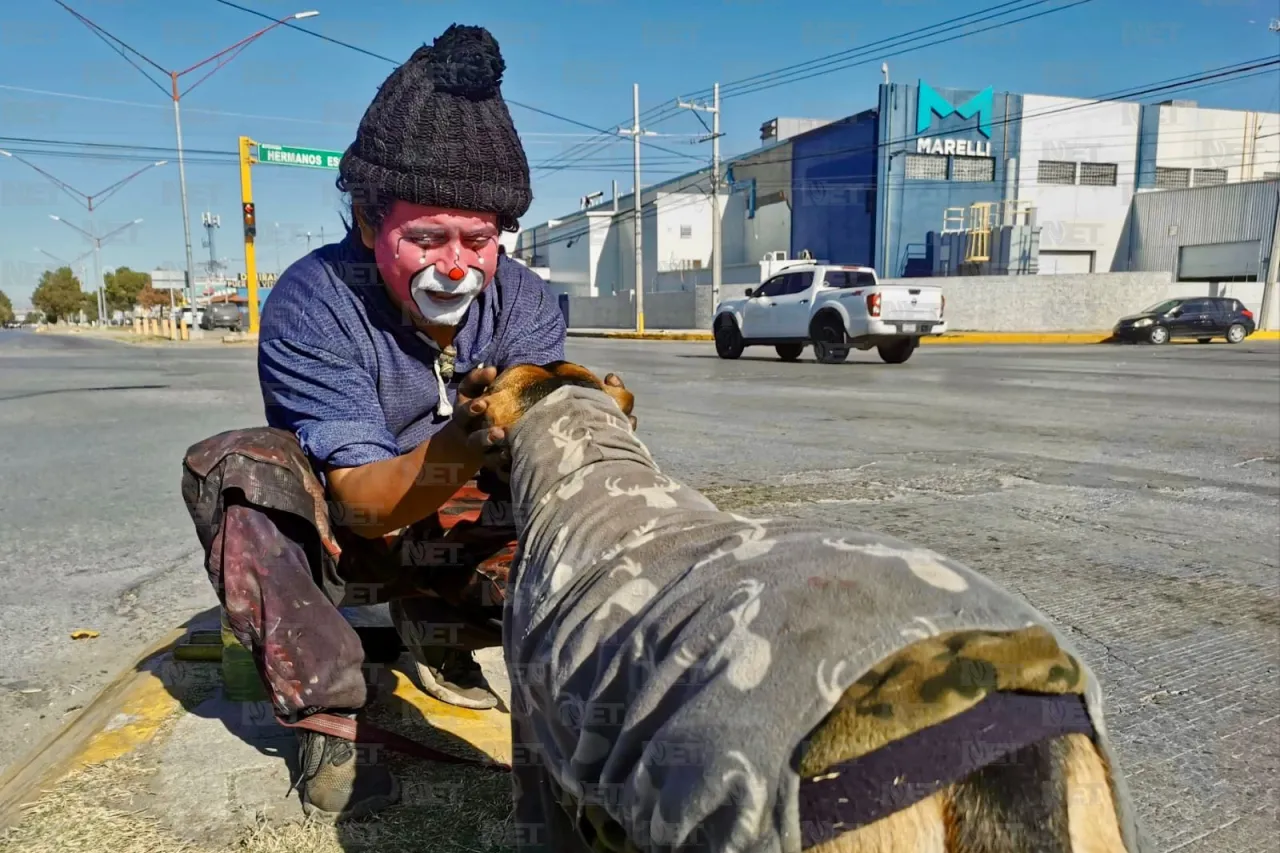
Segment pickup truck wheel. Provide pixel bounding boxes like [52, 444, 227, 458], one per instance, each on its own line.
[811, 317, 849, 364]
[775, 344, 804, 362]
[714, 320, 744, 360]
[877, 337, 918, 364]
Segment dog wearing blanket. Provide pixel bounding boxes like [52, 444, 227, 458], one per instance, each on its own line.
[467, 362, 1146, 853]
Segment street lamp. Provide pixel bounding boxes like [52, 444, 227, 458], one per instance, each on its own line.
[1, 148, 166, 322]
[49, 215, 144, 325]
[52, 2, 318, 323]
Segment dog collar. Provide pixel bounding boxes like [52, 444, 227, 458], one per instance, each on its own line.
[798, 691, 1096, 847]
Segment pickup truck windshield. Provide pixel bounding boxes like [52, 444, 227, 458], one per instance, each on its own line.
[824, 270, 877, 288]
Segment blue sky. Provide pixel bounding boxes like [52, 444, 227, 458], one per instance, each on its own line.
[1, 0, 1277, 309]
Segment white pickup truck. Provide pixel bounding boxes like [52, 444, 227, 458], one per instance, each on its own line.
[711, 263, 947, 364]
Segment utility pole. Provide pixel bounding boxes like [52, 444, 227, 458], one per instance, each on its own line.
[678, 83, 723, 311]
[1260, 187, 1279, 331]
[618, 84, 647, 333]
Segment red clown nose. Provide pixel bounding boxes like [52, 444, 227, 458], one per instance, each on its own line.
[447, 266, 466, 281]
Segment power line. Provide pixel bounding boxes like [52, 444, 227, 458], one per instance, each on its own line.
[536, 0, 1092, 175]
[209, 0, 704, 165]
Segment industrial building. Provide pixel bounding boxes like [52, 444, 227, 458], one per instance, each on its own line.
[514, 79, 1280, 295]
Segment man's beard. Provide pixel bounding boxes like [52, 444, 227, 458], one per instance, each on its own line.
[408, 266, 486, 327]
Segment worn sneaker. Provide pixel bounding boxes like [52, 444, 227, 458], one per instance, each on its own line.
[293, 714, 401, 822]
[410, 645, 500, 710]
[389, 598, 500, 710]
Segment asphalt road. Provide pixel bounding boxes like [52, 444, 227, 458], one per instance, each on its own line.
[1, 329, 1277, 852]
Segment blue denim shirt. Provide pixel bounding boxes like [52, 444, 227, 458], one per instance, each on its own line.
[257, 229, 565, 471]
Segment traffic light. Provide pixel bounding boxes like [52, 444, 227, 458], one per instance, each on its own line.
[242, 202, 257, 239]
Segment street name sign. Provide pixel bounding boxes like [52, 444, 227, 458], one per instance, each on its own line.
[256, 143, 343, 170]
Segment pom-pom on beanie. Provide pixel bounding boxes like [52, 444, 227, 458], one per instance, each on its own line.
[338, 24, 532, 223]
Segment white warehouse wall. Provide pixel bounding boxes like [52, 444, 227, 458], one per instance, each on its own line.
[545, 215, 590, 296]
[1154, 104, 1280, 184]
[654, 191, 713, 290]
[1018, 96, 1141, 272]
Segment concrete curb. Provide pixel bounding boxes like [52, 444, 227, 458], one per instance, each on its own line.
[0, 627, 188, 832]
[568, 329, 1280, 344]
[0, 628, 516, 834]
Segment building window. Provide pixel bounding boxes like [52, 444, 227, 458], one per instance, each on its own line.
[905, 154, 948, 180]
[1079, 162, 1118, 186]
[1193, 168, 1227, 187]
[952, 157, 995, 182]
[1155, 167, 1191, 189]
[1037, 160, 1076, 185]
[679, 224, 692, 238]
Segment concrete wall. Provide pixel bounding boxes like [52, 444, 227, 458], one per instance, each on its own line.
[565, 289, 695, 330]
[885, 270, 1272, 331]
[1018, 95, 1141, 273]
[564, 270, 1279, 332]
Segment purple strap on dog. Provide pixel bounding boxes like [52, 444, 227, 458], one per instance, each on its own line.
[798, 691, 1096, 848]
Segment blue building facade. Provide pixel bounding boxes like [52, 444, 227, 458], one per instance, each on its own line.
[790, 81, 1025, 277]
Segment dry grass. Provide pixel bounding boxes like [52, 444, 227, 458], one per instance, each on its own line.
[0, 755, 514, 853]
[0, 758, 200, 853]
[0, 705, 514, 853]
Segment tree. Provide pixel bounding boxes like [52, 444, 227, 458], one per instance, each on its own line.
[81, 291, 100, 323]
[0, 290, 13, 326]
[104, 267, 152, 312]
[30, 267, 86, 324]
[137, 283, 171, 311]
[25, 311, 43, 325]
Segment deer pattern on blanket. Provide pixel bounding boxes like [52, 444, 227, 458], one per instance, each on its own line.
[502, 385, 1141, 853]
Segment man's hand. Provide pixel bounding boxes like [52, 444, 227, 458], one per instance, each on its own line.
[603, 373, 638, 431]
[452, 365, 508, 457]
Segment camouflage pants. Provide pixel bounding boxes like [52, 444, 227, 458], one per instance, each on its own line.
[181, 427, 515, 719]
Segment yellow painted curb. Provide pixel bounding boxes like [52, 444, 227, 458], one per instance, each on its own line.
[568, 330, 712, 341]
[75, 669, 184, 767]
[921, 332, 1111, 345]
[0, 627, 187, 832]
[1252, 330, 1280, 340]
[381, 670, 512, 765]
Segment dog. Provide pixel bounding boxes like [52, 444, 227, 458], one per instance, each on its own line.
[470, 362, 1143, 853]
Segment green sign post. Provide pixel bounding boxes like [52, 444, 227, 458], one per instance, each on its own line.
[256, 143, 343, 170]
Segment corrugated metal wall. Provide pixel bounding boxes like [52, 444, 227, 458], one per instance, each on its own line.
[1118, 178, 1279, 275]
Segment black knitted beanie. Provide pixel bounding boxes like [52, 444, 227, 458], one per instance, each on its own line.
[338, 24, 532, 223]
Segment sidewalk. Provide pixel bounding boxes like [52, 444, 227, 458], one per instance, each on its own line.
[0, 609, 515, 853]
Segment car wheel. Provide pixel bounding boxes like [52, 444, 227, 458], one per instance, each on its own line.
[1225, 323, 1247, 344]
[878, 337, 918, 364]
[1197, 337, 1212, 344]
[775, 343, 804, 362]
[1148, 325, 1169, 345]
[811, 317, 849, 364]
[714, 318, 744, 360]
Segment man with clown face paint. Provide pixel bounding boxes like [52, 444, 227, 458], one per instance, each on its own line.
[178, 24, 634, 821]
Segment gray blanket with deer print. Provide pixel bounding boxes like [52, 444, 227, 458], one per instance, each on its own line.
[501, 385, 1143, 853]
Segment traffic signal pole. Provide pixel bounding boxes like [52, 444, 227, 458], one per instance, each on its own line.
[238, 136, 261, 335]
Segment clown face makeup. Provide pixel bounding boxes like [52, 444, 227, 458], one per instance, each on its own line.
[369, 201, 500, 327]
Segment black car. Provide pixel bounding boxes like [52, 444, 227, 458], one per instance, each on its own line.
[201, 303, 243, 332]
[1112, 296, 1256, 345]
